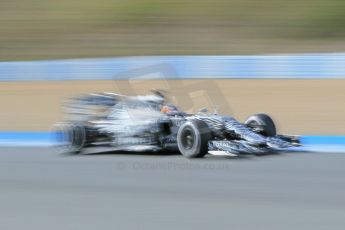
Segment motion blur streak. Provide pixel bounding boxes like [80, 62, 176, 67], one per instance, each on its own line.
[1, 0, 345, 229]
[1, 147, 345, 230]
[1, 80, 344, 134]
[1, 55, 345, 81]
[0, 0, 345, 60]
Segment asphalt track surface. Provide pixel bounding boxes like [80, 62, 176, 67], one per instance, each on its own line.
[1, 147, 345, 230]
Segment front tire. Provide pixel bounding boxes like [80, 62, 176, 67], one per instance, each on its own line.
[245, 113, 276, 137]
[177, 120, 211, 158]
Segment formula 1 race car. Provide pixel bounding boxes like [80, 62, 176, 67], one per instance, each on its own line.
[54, 90, 300, 157]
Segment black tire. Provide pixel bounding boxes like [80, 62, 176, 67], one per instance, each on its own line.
[245, 113, 276, 137]
[177, 120, 212, 158]
[53, 122, 86, 154]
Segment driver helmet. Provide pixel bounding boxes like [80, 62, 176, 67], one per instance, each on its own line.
[161, 104, 178, 114]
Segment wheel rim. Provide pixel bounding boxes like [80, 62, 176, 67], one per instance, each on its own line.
[72, 126, 84, 147]
[247, 120, 259, 128]
[181, 128, 195, 150]
[246, 120, 264, 133]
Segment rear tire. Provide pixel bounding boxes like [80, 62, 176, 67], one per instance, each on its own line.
[177, 120, 211, 158]
[53, 122, 86, 154]
[245, 113, 276, 137]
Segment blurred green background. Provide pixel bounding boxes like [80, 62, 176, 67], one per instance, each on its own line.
[0, 0, 344, 60]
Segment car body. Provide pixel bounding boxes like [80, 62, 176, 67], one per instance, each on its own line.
[54, 91, 300, 157]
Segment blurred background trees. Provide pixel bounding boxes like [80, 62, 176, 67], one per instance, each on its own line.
[0, 0, 344, 60]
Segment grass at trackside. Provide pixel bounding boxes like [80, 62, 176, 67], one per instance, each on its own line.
[0, 0, 344, 60]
